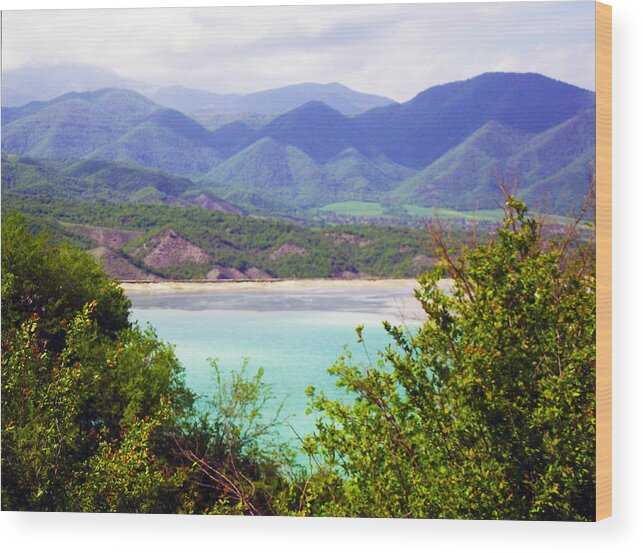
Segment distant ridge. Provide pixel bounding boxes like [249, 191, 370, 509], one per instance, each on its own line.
[232, 82, 395, 116]
[353, 72, 595, 169]
[1, 64, 146, 107]
[1, 72, 595, 216]
[1, 154, 242, 215]
[2, 63, 395, 116]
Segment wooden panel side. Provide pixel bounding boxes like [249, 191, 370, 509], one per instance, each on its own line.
[595, 1, 612, 522]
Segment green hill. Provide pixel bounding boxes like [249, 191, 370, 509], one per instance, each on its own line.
[392, 120, 530, 210]
[1, 89, 158, 158]
[390, 111, 595, 213]
[202, 137, 327, 212]
[511, 110, 596, 213]
[2, 193, 444, 280]
[203, 140, 417, 213]
[1, 154, 241, 214]
[322, 148, 415, 197]
[353, 72, 595, 169]
[88, 115, 223, 176]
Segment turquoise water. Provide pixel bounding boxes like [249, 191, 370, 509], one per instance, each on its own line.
[129, 282, 424, 448]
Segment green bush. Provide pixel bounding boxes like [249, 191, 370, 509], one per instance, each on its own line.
[304, 197, 596, 520]
[1, 214, 194, 512]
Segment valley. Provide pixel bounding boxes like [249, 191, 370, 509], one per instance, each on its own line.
[1, 69, 595, 282]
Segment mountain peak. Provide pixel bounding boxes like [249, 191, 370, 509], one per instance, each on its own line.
[355, 71, 595, 168]
[74, 87, 157, 103]
[1, 64, 145, 107]
[261, 100, 355, 162]
[472, 71, 591, 90]
[290, 100, 344, 115]
[266, 101, 350, 132]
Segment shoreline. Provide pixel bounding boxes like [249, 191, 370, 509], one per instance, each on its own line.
[120, 277, 429, 295]
[120, 278, 455, 296]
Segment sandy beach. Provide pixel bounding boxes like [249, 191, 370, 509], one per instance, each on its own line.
[119, 278, 441, 296]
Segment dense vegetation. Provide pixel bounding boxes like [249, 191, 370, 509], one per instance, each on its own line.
[304, 196, 596, 520]
[1, 213, 297, 513]
[3, 193, 450, 280]
[1, 154, 240, 213]
[1, 195, 596, 519]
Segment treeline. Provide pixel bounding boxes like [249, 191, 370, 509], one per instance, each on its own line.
[3, 193, 466, 279]
[1, 195, 596, 519]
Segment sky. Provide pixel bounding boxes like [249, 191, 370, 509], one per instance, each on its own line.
[1, 1, 597, 102]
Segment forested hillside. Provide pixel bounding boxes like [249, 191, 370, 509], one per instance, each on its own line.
[1, 154, 242, 213]
[3, 193, 446, 280]
[2, 72, 596, 217]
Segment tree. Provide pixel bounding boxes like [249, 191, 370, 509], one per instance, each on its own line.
[173, 361, 300, 515]
[1, 212, 298, 514]
[304, 194, 596, 520]
[1, 214, 194, 512]
[1, 212, 130, 350]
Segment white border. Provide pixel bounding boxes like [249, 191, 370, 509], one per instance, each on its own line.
[1, 1, 641, 551]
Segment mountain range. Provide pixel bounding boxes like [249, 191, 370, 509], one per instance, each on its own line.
[147, 82, 395, 117]
[1, 64, 145, 107]
[1, 64, 394, 116]
[1, 71, 596, 217]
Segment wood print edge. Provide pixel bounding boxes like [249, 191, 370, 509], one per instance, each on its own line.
[595, 0, 612, 522]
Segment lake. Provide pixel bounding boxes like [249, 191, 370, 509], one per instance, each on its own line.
[126, 279, 428, 450]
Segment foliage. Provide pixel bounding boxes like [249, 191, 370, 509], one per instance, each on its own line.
[1, 214, 301, 514]
[1, 215, 195, 512]
[68, 398, 192, 514]
[304, 196, 596, 520]
[174, 361, 300, 515]
[1, 194, 597, 519]
[3, 193, 446, 279]
[1, 154, 226, 208]
[403, 205, 506, 222]
[1, 211, 131, 348]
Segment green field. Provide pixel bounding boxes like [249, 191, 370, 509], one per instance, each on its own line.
[403, 205, 505, 221]
[319, 201, 505, 221]
[319, 201, 386, 217]
[314, 201, 581, 226]
[403, 204, 583, 226]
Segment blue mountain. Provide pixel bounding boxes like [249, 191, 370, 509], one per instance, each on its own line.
[1, 72, 596, 216]
[353, 72, 595, 169]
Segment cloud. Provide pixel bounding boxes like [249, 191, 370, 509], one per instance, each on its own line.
[1, 2, 596, 101]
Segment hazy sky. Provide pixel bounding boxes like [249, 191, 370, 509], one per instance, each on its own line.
[1, 1, 596, 101]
